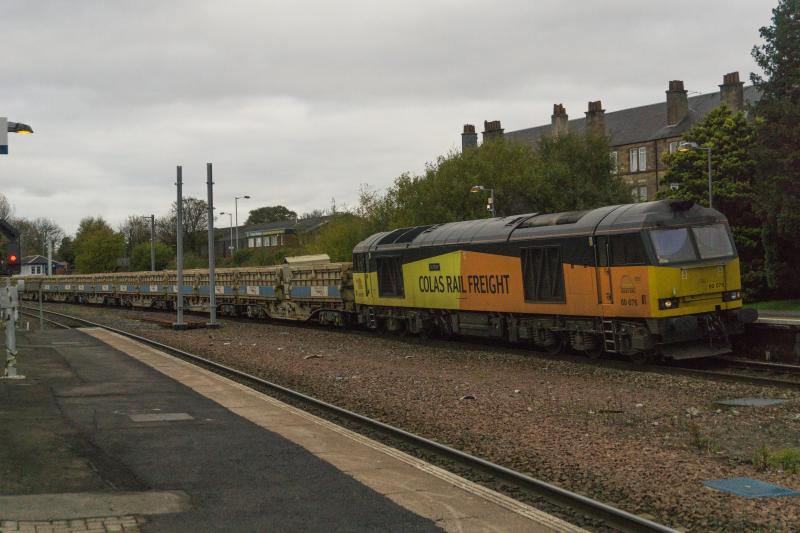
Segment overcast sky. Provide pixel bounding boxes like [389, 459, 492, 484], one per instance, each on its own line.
[1, 1, 771, 235]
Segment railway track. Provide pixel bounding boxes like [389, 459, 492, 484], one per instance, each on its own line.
[21, 301, 800, 391]
[19, 305, 676, 533]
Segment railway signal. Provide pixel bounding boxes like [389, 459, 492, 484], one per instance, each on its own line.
[5, 241, 21, 275]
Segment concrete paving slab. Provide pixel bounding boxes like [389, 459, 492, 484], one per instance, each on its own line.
[0, 491, 189, 521]
[83, 328, 586, 533]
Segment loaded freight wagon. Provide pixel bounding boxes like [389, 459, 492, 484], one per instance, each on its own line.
[19, 200, 756, 362]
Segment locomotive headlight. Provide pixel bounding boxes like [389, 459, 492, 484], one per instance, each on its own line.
[659, 297, 679, 310]
[723, 290, 742, 302]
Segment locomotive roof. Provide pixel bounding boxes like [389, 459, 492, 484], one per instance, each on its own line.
[353, 200, 727, 252]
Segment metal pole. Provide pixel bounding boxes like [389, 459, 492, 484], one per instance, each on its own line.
[707, 148, 713, 209]
[150, 214, 156, 271]
[490, 188, 496, 217]
[47, 236, 53, 276]
[206, 163, 219, 328]
[173, 166, 186, 330]
[38, 285, 43, 330]
[234, 197, 239, 251]
[228, 215, 233, 256]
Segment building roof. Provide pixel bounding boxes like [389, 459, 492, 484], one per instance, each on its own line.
[505, 86, 761, 148]
[21, 255, 59, 265]
[215, 215, 332, 242]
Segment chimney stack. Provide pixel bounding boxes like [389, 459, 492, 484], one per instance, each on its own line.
[719, 71, 744, 112]
[551, 104, 569, 136]
[482, 120, 504, 142]
[666, 80, 689, 126]
[461, 124, 478, 151]
[585, 100, 605, 134]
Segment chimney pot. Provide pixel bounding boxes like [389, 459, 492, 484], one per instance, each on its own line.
[666, 80, 689, 126]
[481, 120, 504, 142]
[719, 71, 745, 112]
[461, 123, 478, 150]
[551, 104, 569, 136]
[585, 100, 606, 133]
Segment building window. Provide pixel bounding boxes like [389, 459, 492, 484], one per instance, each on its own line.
[629, 148, 638, 172]
[609, 151, 618, 173]
[669, 141, 679, 154]
[631, 185, 648, 202]
[638, 147, 647, 171]
[248, 237, 255, 248]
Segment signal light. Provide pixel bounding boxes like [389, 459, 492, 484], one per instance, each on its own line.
[8, 254, 17, 263]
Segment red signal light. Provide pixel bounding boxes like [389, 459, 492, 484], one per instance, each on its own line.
[8, 254, 17, 263]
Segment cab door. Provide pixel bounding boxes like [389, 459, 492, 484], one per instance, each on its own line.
[594, 236, 614, 312]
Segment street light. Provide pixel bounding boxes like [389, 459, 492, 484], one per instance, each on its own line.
[130, 215, 156, 271]
[234, 195, 250, 250]
[677, 141, 713, 209]
[7, 122, 33, 134]
[219, 211, 234, 256]
[470, 185, 496, 217]
[1, 118, 33, 155]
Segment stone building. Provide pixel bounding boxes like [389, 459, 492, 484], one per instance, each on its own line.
[460, 72, 760, 202]
[200, 215, 332, 258]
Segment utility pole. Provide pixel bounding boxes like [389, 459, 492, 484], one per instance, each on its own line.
[46, 235, 53, 276]
[173, 166, 187, 330]
[206, 163, 219, 328]
[150, 214, 156, 271]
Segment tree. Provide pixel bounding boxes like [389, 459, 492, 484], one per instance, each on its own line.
[119, 215, 152, 248]
[357, 131, 628, 231]
[304, 214, 366, 262]
[659, 106, 764, 296]
[130, 241, 172, 271]
[12, 217, 64, 257]
[73, 217, 125, 273]
[58, 236, 75, 266]
[0, 193, 12, 221]
[154, 198, 208, 253]
[751, 0, 800, 295]
[245, 205, 297, 225]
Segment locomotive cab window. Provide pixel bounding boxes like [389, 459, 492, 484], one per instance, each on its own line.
[376, 256, 404, 297]
[521, 246, 565, 303]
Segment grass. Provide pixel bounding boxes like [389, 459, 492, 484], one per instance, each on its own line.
[752, 445, 800, 474]
[745, 299, 800, 313]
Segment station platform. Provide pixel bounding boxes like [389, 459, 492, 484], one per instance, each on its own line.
[0, 326, 582, 532]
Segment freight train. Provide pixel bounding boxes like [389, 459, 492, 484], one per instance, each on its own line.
[18, 200, 756, 362]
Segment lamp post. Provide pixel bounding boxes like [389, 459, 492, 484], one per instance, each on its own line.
[677, 141, 713, 209]
[234, 195, 250, 250]
[2, 118, 34, 155]
[219, 212, 234, 256]
[470, 185, 496, 217]
[131, 215, 156, 271]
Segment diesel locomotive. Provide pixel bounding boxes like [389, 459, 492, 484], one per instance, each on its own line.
[18, 200, 756, 361]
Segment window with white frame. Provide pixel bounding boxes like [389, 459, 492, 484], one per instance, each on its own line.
[638, 147, 647, 171]
[630, 185, 648, 203]
[669, 141, 679, 154]
[629, 148, 638, 172]
[248, 237, 255, 248]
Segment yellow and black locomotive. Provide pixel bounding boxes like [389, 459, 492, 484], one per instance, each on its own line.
[353, 199, 755, 361]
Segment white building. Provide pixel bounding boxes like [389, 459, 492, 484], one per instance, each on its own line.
[21, 255, 60, 276]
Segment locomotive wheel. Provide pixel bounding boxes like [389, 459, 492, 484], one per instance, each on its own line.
[543, 333, 566, 355]
[627, 350, 652, 365]
[584, 341, 603, 360]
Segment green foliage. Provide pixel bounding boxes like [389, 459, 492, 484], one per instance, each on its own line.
[57, 236, 75, 265]
[73, 217, 125, 273]
[753, 445, 800, 474]
[130, 242, 172, 271]
[750, 0, 800, 296]
[245, 205, 297, 225]
[659, 106, 765, 297]
[357, 132, 628, 233]
[303, 214, 370, 262]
